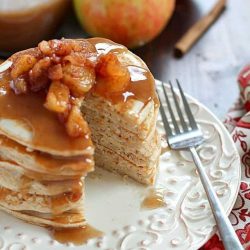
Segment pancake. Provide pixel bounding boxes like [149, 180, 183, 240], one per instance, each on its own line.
[0, 185, 84, 214]
[0, 107, 94, 157]
[0, 135, 94, 176]
[0, 160, 84, 195]
[0, 207, 85, 228]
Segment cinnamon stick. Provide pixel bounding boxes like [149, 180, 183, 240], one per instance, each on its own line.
[174, 0, 226, 57]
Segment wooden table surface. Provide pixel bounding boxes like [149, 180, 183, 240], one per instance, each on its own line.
[135, 0, 250, 119]
[3, 0, 250, 119]
[136, 0, 250, 119]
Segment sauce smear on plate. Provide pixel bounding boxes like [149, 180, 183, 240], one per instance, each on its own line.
[51, 225, 103, 245]
[141, 188, 166, 210]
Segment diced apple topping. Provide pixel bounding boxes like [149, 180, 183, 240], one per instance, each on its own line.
[66, 105, 89, 138]
[44, 81, 70, 113]
[11, 55, 37, 79]
[29, 57, 51, 92]
[63, 53, 87, 67]
[39, 40, 71, 57]
[6, 39, 133, 138]
[62, 63, 95, 97]
[95, 53, 130, 93]
[38, 41, 52, 56]
[48, 64, 63, 81]
[10, 77, 28, 94]
[7, 39, 98, 137]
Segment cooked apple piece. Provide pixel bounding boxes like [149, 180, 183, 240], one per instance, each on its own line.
[10, 76, 28, 94]
[62, 63, 95, 97]
[48, 64, 63, 81]
[63, 53, 87, 67]
[44, 81, 70, 113]
[39, 40, 72, 57]
[50, 40, 72, 57]
[38, 41, 52, 56]
[29, 57, 51, 92]
[96, 53, 130, 93]
[11, 55, 37, 78]
[70, 41, 83, 53]
[70, 39, 94, 53]
[66, 105, 89, 137]
[7, 39, 100, 138]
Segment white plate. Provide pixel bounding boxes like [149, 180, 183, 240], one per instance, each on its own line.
[0, 81, 241, 250]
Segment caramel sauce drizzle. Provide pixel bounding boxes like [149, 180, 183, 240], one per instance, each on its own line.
[51, 225, 103, 246]
[51, 211, 84, 224]
[141, 188, 166, 210]
[0, 135, 93, 174]
[50, 179, 83, 214]
[20, 175, 32, 193]
[88, 38, 159, 106]
[22, 210, 85, 225]
[0, 85, 93, 153]
[0, 186, 11, 200]
[22, 169, 81, 181]
[0, 185, 82, 211]
[0, 38, 158, 154]
[0, 38, 160, 245]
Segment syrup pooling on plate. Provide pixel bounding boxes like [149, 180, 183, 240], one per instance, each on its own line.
[141, 188, 166, 210]
[52, 225, 103, 245]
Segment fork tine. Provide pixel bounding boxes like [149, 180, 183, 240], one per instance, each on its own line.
[169, 80, 188, 132]
[161, 82, 180, 134]
[176, 79, 198, 129]
[156, 87, 173, 137]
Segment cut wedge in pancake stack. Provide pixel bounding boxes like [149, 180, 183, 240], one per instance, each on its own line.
[0, 38, 160, 231]
[82, 38, 161, 185]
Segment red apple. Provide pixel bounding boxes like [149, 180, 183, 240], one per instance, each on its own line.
[73, 0, 176, 48]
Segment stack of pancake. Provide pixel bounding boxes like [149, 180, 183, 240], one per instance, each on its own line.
[82, 38, 161, 185]
[0, 120, 94, 227]
[0, 38, 160, 229]
[82, 95, 160, 185]
[0, 74, 94, 227]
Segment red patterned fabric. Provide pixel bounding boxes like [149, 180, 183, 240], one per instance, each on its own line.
[201, 65, 250, 249]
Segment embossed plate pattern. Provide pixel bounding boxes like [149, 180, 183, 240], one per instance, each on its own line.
[0, 81, 241, 250]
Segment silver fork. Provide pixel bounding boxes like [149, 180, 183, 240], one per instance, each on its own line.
[157, 80, 243, 250]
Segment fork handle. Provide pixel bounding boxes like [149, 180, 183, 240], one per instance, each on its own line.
[189, 147, 243, 250]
